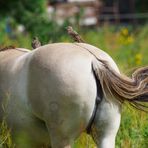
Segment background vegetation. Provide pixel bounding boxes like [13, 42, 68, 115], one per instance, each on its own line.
[0, 0, 148, 147]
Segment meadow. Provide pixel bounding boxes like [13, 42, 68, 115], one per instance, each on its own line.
[0, 24, 148, 148]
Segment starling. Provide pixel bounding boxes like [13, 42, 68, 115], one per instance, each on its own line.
[31, 37, 41, 49]
[67, 26, 85, 43]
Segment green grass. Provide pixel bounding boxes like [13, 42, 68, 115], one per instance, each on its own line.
[0, 24, 148, 148]
[0, 119, 15, 148]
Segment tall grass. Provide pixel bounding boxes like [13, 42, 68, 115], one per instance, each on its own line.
[0, 119, 15, 148]
[0, 24, 148, 147]
[0, 95, 15, 148]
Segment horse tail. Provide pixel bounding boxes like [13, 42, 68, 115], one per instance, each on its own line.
[92, 59, 148, 112]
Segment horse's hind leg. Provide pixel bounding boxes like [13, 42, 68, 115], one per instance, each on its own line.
[90, 99, 121, 148]
[46, 123, 72, 148]
[47, 128, 72, 148]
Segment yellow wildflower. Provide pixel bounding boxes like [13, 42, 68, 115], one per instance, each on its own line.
[121, 28, 129, 36]
[135, 53, 142, 65]
[127, 36, 134, 44]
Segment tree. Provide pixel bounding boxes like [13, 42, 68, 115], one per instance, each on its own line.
[0, 0, 61, 42]
[135, 0, 148, 13]
[0, 0, 46, 18]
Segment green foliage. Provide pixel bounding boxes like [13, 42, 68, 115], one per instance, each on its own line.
[136, 0, 148, 13]
[0, 19, 32, 48]
[0, 0, 46, 17]
[0, 0, 67, 43]
[0, 119, 15, 148]
[73, 133, 96, 148]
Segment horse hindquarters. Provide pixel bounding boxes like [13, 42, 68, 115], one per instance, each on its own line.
[28, 46, 98, 148]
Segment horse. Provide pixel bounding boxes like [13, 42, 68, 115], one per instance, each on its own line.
[0, 43, 147, 148]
